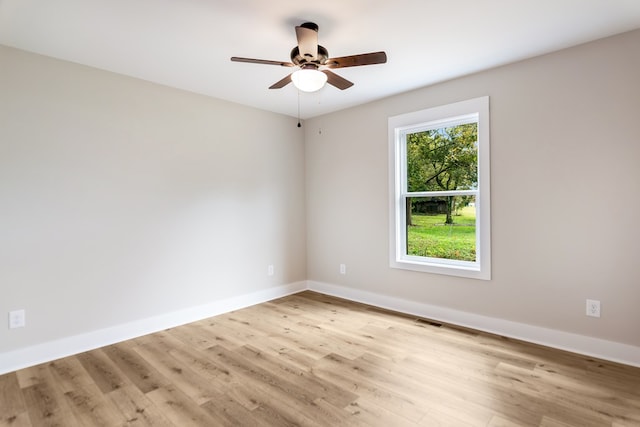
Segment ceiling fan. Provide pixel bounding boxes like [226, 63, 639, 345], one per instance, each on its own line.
[231, 22, 387, 93]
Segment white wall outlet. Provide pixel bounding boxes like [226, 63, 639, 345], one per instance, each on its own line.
[9, 309, 26, 329]
[339, 263, 346, 275]
[586, 299, 601, 318]
[267, 264, 274, 276]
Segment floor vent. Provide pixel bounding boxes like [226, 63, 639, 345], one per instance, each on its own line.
[415, 318, 443, 327]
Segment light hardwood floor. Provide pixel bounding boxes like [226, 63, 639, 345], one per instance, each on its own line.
[1, 291, 639, 426]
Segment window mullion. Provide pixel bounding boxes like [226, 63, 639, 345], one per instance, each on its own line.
[405, 190, 478, 198]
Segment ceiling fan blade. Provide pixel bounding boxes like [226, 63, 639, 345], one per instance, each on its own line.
[324, 51, 387, 68]
[295, 22, 318, 61]
[231, 57, 295, 67]
[322, 70, 354, 90]
[269, 74, 292, 89]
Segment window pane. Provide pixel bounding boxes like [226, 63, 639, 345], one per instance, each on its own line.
[406, 195, 476, 262]
[406, 123, 478, 192]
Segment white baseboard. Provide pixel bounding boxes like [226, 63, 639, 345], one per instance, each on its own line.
[307, 280, 640, 368]
[0, 281, 307, 375]
[3, 280, 638, 375]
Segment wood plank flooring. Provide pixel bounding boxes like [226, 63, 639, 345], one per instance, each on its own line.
[1, 291, 639, 426]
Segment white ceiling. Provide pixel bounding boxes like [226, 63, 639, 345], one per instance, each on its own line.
[2, 0, 640, 119]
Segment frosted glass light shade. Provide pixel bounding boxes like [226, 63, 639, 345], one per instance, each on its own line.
[291, 69, 327, 92]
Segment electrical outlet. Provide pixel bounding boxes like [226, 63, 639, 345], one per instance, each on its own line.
[586, 299, 601, 318]
[339, 264, 346, 275]
[267, 264, 274, 276]
[9, 309, 25, 329]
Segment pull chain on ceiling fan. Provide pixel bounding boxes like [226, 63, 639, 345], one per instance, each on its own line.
[231, 22, 387, 92]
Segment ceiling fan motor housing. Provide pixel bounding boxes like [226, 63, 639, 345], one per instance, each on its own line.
[290, 45, 329, 67]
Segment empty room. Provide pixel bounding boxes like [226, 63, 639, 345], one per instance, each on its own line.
[1, 1, 640, 425]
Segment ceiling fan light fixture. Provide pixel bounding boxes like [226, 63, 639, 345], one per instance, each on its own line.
[291, 68, 327, 92]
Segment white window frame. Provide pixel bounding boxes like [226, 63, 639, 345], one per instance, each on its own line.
[388, 96, 491, 280]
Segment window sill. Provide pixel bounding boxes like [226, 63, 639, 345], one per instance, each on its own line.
[390, 258, 490, 280]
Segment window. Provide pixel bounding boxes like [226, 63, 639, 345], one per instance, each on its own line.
[388, 97, 490, 279]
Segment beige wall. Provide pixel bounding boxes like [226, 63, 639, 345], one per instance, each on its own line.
[305, 29, 640, 347]
[0, 45, 306, 353]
